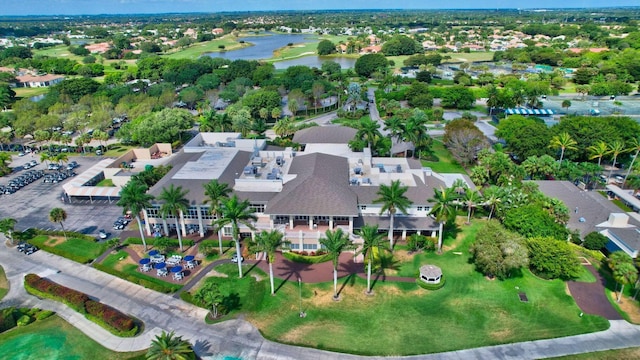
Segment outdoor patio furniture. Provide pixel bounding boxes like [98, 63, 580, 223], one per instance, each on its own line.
[151, 254, 165, 263]
[166, 257, 180, 266]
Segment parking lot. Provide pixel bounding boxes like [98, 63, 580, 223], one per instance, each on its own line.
[0, 154, 126, 240]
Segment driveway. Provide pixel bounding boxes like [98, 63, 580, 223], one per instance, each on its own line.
[568, 265, 623, 320]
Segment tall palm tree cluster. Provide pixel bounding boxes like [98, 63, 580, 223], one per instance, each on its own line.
[382, 108, 432, 158]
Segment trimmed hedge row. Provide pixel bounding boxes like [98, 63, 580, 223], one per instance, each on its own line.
[25, 274, 88, 312]
[34, 229, 95, 241]
[86, 300, 136, 336]
[415, 275, 446, 291]
[123, 237, 195, 248]
[199, 239, 235, 248]
[282, 251, 331, 264]
[24, 274, 138, 336]
[93, 263, 182, 294]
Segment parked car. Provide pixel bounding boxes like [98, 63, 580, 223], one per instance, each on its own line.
[615, 175, 624, 184]
[231, 253, 244, 263]
[99, 229, 108, 239]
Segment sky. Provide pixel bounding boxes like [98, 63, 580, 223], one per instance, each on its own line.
[3, 0, 638, 16]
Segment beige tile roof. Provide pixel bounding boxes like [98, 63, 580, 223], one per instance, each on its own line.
[292, 126, 357, 144]
[265, 152, 359, 216]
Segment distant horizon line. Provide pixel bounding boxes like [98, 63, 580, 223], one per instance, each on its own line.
[1, 6, 639, 18]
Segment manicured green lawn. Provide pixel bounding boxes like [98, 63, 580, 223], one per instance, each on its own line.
[0, 265, 8, 300]
[191, 220, 608, 356]
[96, 178, 115, 187]
[164, 36, 249, 59]
[444, 51, 494, 63]
[421, 139, 467, 173]
[0, 315, 145, 360]
[98, 250, 182, 293]
[28, 235, 107, 264]
[268, 39, 321, 62]
[13, 87, 50, 99]
[103, 144, 136, 157]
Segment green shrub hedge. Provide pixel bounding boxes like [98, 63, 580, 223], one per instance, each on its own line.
[123, 237, 195, 248]
[0, 308, 17, 332]
[199, 239, 235, 248]
[23, 274, 139, 337]
[93, 263, 181, 293]
[415, 275, 446, 291]
[282, 251, 331, 264]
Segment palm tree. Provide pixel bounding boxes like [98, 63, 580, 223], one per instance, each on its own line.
[319, 228, 353, 299]
[193, 282, 224, 319]
[482, 186, 502, 220]
[355, 117, 382, 151]
[623, 137, 640, 185]
[158, 184, 190, 251]
[607, 140, 627, 180]
[608, 251, 633, 272]
[213, 195, 257, 278]
[373, 180, 412, 250]
[251, 230, 286, 295]
[0, 152, 10, 172]
[203, 180, 232, 253]
[587, 141, 608, 167]
[561, 99, 571, 113]
[117, 181, 154, 251]
[40, 152, 51, 167]
[146, 330, 195, 360]
[356, 224, 387, 294]
[614, 262, 638, 303]
[428, 187, 457, 253]
[49, 208, 68, 240]
[548, 132, 577, 163]
[0, 218, 17, 244]
[463, 188, 482, 224]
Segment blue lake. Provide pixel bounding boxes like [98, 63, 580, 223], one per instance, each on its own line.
[206, 33, 356, 69]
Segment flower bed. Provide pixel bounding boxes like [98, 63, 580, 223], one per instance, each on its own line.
[282, 251, 331, 264]
[23, 274, 139, 337]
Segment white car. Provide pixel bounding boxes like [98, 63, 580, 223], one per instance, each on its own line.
[231, 253, 244, 263]
[99, 230, 108, 239]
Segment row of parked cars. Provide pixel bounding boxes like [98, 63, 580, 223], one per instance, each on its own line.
[43, 170, 76, 184]
[0, 170, 45, 195]
[23, 160, 38, 169]
[17, 242, 39, 255]
[113, 216, 131, 230]
[48, 160, 79, 171]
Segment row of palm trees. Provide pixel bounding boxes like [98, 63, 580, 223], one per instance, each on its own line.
[550, 132, 640, 185]
[116, 178, 256, 279]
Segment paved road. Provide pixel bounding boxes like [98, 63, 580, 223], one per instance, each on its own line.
[3, 235, 640, 359]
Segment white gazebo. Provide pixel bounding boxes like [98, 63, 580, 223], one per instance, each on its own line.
[419, 264, 442, 284]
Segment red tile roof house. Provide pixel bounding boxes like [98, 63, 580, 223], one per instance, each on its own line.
[14, 74, 64, 88]
[141, 128, 473, 256]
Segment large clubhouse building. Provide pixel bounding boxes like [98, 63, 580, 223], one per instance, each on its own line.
[143, 127, 470, 250]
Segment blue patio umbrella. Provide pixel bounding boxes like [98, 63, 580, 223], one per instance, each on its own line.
[184, 255, 194, 262]
[139, 258, 151, 265]
[155, 262, 166, 269]
[171, 265, 183, 273]
[149, 250, 159, 256]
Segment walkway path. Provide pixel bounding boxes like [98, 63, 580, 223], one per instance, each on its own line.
[3, 237, 640, 359]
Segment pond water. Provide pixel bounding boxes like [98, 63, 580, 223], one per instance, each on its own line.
[205, 32, 355, 69]
[273, 56, 356, 69]
[206, 33, 316, 61]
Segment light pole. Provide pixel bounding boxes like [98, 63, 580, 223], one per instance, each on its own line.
[298, 277, 306, 318]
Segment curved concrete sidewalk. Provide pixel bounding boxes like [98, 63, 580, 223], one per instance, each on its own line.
[3, 237, 640, 359]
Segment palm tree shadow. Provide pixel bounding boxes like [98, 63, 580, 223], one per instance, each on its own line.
[369, 253, 401, 290]
[193, 339, 212, 357]
[273, 258, 314, 294]
[243, 259, 262, 278]
[337, 273, 357, 297]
